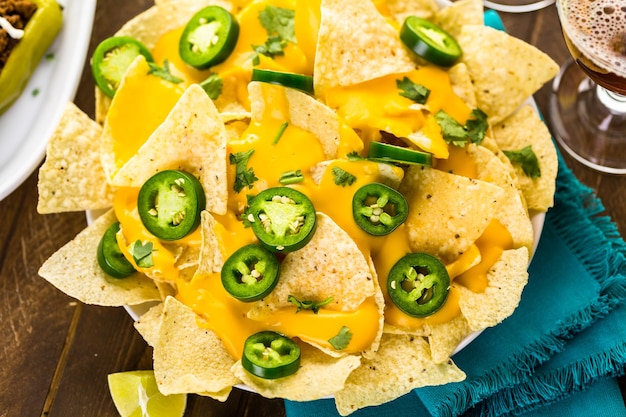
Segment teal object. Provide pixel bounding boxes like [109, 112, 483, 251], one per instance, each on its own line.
[285, 11, 626, 417]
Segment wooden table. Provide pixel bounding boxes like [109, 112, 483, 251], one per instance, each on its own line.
[1, 1, 624, 416]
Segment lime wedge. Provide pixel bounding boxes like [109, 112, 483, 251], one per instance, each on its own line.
[108, 370, 187, 417]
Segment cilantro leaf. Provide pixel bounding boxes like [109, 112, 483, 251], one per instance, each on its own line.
[252, 35, 287, 59]
[346, 151, 365, 161]
[465, 109, 489, 145]
[397, 77, 430, 104]
[328, 326, 352, 350]
[332, 166, 357, 187]
[503, 145, 542, 179]
[128, 240, 154, 268]
[435, 108, 489, 147]
[229, 150, 258, 193]
[147, 60, 183, 84]
[288, 295, 333, 313]
[435, 110, 468, 147]
[199, 73, 223, 100]
[258, 5, 295, 43]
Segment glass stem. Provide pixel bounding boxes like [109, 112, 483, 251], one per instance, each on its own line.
[596, 86, 626, 114]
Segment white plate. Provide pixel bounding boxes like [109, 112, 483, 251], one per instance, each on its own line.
[0, 0, 96, 201]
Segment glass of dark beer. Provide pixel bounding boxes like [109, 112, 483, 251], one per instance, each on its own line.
[550, 0, 626, 173]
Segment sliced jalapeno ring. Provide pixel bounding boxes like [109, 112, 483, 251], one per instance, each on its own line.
[91, 36, 154, 98]
[352, 183, 408, 236]
[179, 5, 239, 69]
[241, 331, 301, 379]
[387, 252, 450, 318]
[137, 170, 206, 241]
[221, 244, 280, 302]
[251, 68, 314, 95]
[368, 141, 433, 167]
[97, 222, 136, 279]
[400, 16, 462, 67]
[247, 187, 316, 253]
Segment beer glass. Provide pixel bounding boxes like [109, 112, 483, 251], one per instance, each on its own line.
[483, 0, 555, 13]
[550, 0, 626, 173]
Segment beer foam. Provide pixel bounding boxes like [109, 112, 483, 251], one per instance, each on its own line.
[562, 0, 626, 76]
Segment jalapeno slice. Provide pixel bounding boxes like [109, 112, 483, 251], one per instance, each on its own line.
[352, 183, 408, 236]
[368, 141, 432, 167]
[400, 16, 462, 67]
[247, 187, 316, 253]
[97, 222, 136, 279]
[91, 36, 154, 98]
[179, 5, 239, 69]
[137, 170, 206, 241]
[251, 69, 314, 95]
[241, 331, 301, 379]
[221, 244, 280, 302]
[387, 252, 450, 318]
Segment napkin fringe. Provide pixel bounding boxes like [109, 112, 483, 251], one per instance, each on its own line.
[432, 160, 626, 417]
[469, 339, 626, 417]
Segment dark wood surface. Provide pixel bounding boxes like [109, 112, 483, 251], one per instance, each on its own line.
[0, 2, 624, 416]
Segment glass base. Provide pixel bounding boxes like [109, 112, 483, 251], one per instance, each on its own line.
[482, 0, 555, 13]
[549, 59, 626, 174]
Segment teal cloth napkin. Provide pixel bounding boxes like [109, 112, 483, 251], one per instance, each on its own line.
[284, 11, 626, 416]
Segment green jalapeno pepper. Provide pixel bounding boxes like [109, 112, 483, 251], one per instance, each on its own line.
[251, 68, 314, 95]
[0, 0, 63, 114]
[387, 252, 450, 318]
[352, 183, 408, 236]
[247, 187, 316, 253]
[221, 244, 280, 302]
[400, 16, 462, 67]
[137, 170, 206, 241]
[178, 5, 239, 69]
[368, 141, 432, 167]
[91, 36, 154, 98]
[241, 331, 301, 379]
[97, 222, 136, 278]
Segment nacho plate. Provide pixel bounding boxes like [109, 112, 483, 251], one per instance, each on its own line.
[39, 0, 559, 414]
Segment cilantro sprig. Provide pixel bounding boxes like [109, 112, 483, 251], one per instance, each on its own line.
[251, 5, 295, 63]
[199, 73, 223, 100]
[397, 77, 430, 104]
[332, 166, 357, 187]
[128, 240, 154, 268]
[230, 150, 258, 193]
[288, 295, 334, 313]
[147, 60, 183, 84]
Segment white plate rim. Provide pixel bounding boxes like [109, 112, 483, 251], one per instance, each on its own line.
[0, 0, 96, 201]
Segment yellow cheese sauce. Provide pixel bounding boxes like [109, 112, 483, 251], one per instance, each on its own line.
[107, 0, 520, 359]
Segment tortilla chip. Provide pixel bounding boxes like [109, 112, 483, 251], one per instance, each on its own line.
[334, 333, 466, 416]
[384, 0, 439, 22]
[425, 315, 473, 364]
[134, 302, 164, 347]
[247, 213, 376, 313]
[37, 102, 114, 213]
[447, 62, 477, 109]
[38, 210, 161, 306]
[399, 165, 504, 264]
[231, 343, 361, 401]
[153, 296, 239, 397]
[467, 144, 535, 252]
[112, 84, 229, 215]
[314, 0, 415, 93]
[433, 0, 483, 37]
[249, 82, 361, 159]
[457, 25, 559, 124]
[458, 247, 529, 331]
[196, 211, 224, 276]
[492, 105, 558, 212]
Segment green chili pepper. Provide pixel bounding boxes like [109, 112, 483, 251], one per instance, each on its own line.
[247, 187, 316, 253]
[97, 222, 136, 279]
[387, 252, 450, 318]
[352, 183, 408, 236]
[241, 331, 301, 379]
[137, 170, 206, 241]
[0, 0, 63, 114]
[221, 244, 280, 302]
